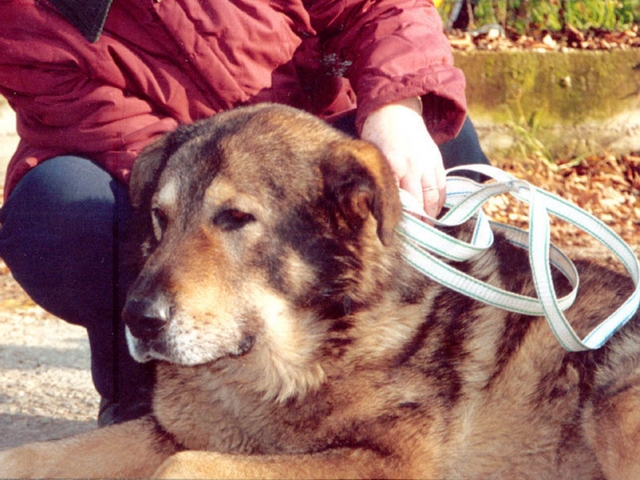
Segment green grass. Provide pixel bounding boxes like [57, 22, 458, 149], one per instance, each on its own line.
[441, 0, 640, 34]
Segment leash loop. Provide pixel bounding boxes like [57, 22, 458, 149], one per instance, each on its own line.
[397, 164, 640, 351]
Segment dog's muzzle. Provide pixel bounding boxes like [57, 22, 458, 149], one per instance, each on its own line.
[122, 292, 174, 363]
[123, 293, 173, 341]
[122, 289, 256, 365]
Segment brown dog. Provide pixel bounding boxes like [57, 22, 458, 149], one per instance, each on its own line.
[1, 103, 639, 479]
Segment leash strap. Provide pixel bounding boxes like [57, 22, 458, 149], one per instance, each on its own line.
[397, 164, 640, 351]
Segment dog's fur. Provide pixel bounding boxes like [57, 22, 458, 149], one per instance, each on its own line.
[1, 103, 640, 479]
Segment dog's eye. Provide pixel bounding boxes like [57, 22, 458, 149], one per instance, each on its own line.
[213, 209, 256, 231]
[152, 207, 168, 240]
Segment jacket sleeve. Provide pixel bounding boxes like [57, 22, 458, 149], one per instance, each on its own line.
[304, 0, 466, 143]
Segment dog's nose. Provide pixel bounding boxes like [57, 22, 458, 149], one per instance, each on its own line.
[123, 294, 172, 340]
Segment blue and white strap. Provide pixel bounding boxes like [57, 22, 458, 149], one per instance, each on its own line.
[397, 164, 640, 352]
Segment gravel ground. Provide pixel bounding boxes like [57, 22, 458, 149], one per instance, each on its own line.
[0, 263, 99, 450]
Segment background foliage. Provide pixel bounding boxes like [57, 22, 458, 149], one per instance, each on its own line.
[440, 0, 640, 34]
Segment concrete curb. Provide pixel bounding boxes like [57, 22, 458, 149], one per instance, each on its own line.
[454, 50, 640, 159]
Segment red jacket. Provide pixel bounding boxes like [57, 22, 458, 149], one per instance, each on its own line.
[0, 0, 466, 199]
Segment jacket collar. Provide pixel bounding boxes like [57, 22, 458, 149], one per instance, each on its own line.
[49, 0, 113, 43]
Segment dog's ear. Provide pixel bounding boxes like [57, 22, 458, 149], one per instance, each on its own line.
[129, 137, 170, 211]
[129, 124, 200, 210]
[320, 139, 402, 246]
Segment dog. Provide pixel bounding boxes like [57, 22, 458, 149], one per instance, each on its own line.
[1, 103, 639, 479]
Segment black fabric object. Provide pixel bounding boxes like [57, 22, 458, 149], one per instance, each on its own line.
[48, 0, 113, 43]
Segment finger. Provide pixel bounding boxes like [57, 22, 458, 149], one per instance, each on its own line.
[422, 185, 442, 219]
[427, 170, 447, 217]
[420, 167, 446, 218]
[399, 175, 427, 214]
[400, 171, 444, 219]
[420, 149, 446, 218]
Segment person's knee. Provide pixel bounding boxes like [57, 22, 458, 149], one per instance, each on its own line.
[3, 156, 125, 223]
[0, 156, 131, 325]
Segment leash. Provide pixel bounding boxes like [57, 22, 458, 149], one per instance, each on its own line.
[397, 164, 640, 352]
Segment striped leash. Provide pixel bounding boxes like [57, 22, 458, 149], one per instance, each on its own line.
[397, 164, 640, 351]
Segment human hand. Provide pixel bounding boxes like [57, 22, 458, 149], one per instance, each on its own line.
[361, 97, 445, 219]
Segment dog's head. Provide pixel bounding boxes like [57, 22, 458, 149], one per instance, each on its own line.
[123, 103, 402, 398]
